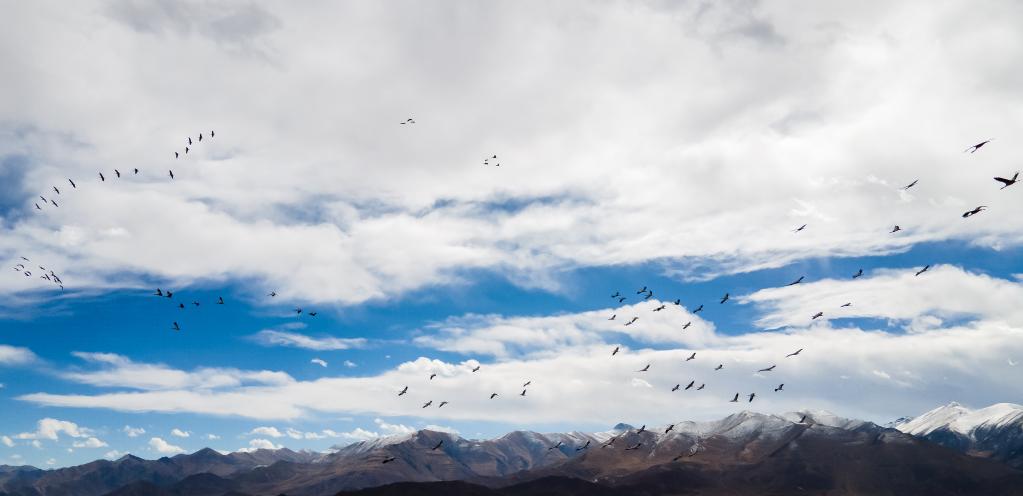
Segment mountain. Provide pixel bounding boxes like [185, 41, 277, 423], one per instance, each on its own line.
[5, 407, 1023, 496]
[898, 402, 1023, 468]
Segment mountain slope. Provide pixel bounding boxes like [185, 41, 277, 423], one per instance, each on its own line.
[898, 402, 1023, 468]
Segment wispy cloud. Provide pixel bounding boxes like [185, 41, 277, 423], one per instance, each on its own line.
[250, 330, 366, 351]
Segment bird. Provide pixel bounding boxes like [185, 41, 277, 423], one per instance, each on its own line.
[172, 322, 180, 331]
[99, 172, 105, 181]
[799, 415, 808, 423]
[547, 441, 563, 451]
[636, 286, 647, 294]
[758, 365, 776, 372]
[50, 200, 57, 207]
[611, 291, 621, 298]
[198, 133, 203, 141]
[432, 440, 444, 450]
[34, 203, 40, 210]
[787, 276, 804, 286]
[673, 299, 681, 305]
[522, 380, 531, 387]
[400, 118, 415, 125]
[793, 224, 807, 232]
[210, 130, 214, 137]
[637, 364, 650, 372]
[786, 348, 803, 357]
[902, 179, 918, 190]
[748, 392, 756, 402]
[618, 297, 627, 303]
[611, 346, 620, 356]
[671, 384, 680, 392]
[68, 179, 76, 188]
[682, 321, 692, 330]
[489, 393, 499, 399]
[268, 291, 276, 297]
[398, 386, 408, 396]
[811, 311, 824, 320]
[693, 304, 704, 313]
[114, 169, 121, 178]
[684, 380, 695, 390]
[169, 170, 174, 179]
[915, 265, 931, 276]
[429, 373, 437, 380]
[962, 206, 987, 218]
[520, 389, 527, 396]
[133, 168, 138, 174]
[309, 312, 318, 317]
[155, 288, 163, 296]
[685, 352, 696, 362]
[174, 152, 178, 159]
[653, 304, 666, 311]
[853, 268, 863, 278]
[643, 292, 654, 300]
[730, 393, 739, 402]
[576, 440, 591, 451]
[714, 364, 723, 370]
[665, 424, 675, 434]
[625, 443, 642, 451]
[178, 303, 185, 309]
[381, 456, 396, 464]
[841, 302, 852, 307]
[891, 225, 902, 233]
[719, 293, 729, 304]
[775, 384, 784, 392]
[608, 314, 616, 320]
[294, 307, 302, 314]
[697, 384, 705, 390]
[185, 146, 189, 154]
[53, 186, 60, 195]
[166, 291, 173, 298]
[602, 436, 618, 448]
[471, 365, 481, 372]
[422, 401, 432, 408]
[625, 317, 638, 326]
[964, 140, 992, 153]
[188, 137, 192, 145]
[438, 401, 448, 408]
[217, 296, 224, 304]
[636, 425, 646, 434]
[994, 172, 1019, 189]
[192, 301, 200, 307]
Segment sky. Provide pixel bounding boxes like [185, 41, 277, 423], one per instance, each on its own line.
[1, 0, 1022, 469]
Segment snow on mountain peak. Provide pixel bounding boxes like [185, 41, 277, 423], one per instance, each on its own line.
[898, 402, 1023, 437]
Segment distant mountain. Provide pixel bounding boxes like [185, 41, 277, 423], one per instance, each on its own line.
[898, 402, 1023, 468]
[4, 407, 1023, 496]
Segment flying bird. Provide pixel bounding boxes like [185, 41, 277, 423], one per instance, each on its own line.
[68, 179, 76, 188]
[294, 307, 302, 314]
[172, 322, 180, 331]
[174, 152, 178, 159]
[381, 456, 396, 464]
[608, 314, 616, 320]
[643, 292, 654, 300]
[625, 443, 642, 451]
[902, 179, 918, 190]
[618, 297, 627, 303]
[685, 352, 696, 362]
[438, 401, 448, 408]
[671, 384, 680, 392]
[472, 365, 481, 372]
[994, 172, 1019, 189]
[624, 317, 638, 326]
[520, 389, 527, 396]
[653, 304, 665, 311]
[697, 384, 705, 390]
[665, 424, 675, 434]
[217, 296, 224, 304]
[693, 304, 704, 313]
[962, 206, 987, 218]
[811, 311, 824, 320]
[34, 203, 40, 210]
[637, 286, 647, 294]
[793, 224, 807, 232]
[547, 441, 563, 451]
[53, 186, 60, 195]
[422, 401, 432, 408]
[99, 172, 105, 181]
[192, 301, 200, 307]
[576, 440, 591, 451]
[611, 346, 620, 356]
[719, 293, 729, 304]
[637, 364, 650, 372]
[268, 291, 276, 297]
[715, 364, 723, 371]
[775, 384, 785, 392]
[748, 392, 756, 402]
[432, 440, 444, 450]
[602, 436, 618, 448]
[50, 200, 57, 207]
[611, 291, 620, 298]
[198, 133, 203, 141]
[185, 146, 189, 154]
[400, 118, 415, 124]
[964, 139, 992, 153]
[891, 225, 902, 233]
[133, 168, 138, 174]
[730, 393, 739, 402]
[684, 380, 695, 390]
[682, 321, 691, 330]
[114, 169, 121, 178]
[522, 380, 531, 387]
[188, 137, 192, 145]
[398, 386, 408, 396]
[853, 268, 863, 278]
[169, 170, 174, 179]
[636, 425, 646, 434]
[758, 365, 776, 372]
[155, 288, 163, 296]
[673, 299, 681, 305]
[799, 415, 808, 423]
[787, 276, 804, 286]
[786, 348, 803, 357]
[429, 373, 437, 380]
[489, 393, 499, 399]
[915, 265, 931, 276]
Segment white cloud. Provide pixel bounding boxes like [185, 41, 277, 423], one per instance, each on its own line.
[148, 437, 185, 455]
[239, 438, 282, 452]
[61, 352, 294, 390]
[248, 426, 282, 438]
[15, 418, 93, 440]
[104, 450, 124, 460]
[170, 428, 190, 438]
[205, 433, 220, 440]
[310, 358, 327, 367]
[251, 330, 366, 351]
[343, 360, 357, 368]
[0, 345, 36, 366]
[122, 425, 145, 437]
[1, 436, 13, 447]
[45, 458, 55, 466]
[71, 437, 108, 448]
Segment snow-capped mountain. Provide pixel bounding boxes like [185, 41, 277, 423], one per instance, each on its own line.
[897, 402, 1023, 468]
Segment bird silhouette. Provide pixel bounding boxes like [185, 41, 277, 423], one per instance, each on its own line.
[114, 169, 121, 178]
[522, 380, 531, 387]
[50, 200, 57, 207]
[643, 292, 654, 300]
[382, 456, 396, 464]
[811, 311, 824, 320]
[217, 296, 224, 304]
[673, 298, 681, 305]
[422, 401, 432, 408]
[309, 312, 318, 317]
[400, 118, 415, 124]
[902, 179, 918, 190]
[611, 346, 620, 356]
[625, 317, 638, 326]
[994, 172, 1019, 189]
[68, 179, 76, 188]
[697, 383, 705, 390]
[793, 224, 807, 232]
[520, 389, 527, 396]
[294, 307, 302, 314]
[671, 384, 680, 392]
[53, 186, 60, 195]
[719, 293, 729, 304]
[841, 302, 852, 307]
[636, 425, 646, 434]
[964, 140, 992, 153]
[665, 424, 675, 434]
[155, 288, 163, 296]
[192, 301, 200, 307]
[398, 386, 408, 396]
[915, 265, 931, 276]
[637, 364, 650, 372]
[799, 414, 808, 423]
[891, 225, 902, 233]
[472, 365, 481, 372]
[684, 380, 695, 390]
[185, 146, 189, 154]
[625, 443, 642, 451]
[611, 291, 620, 298]
[853, 268, 863, 278]
[730, 393, 739, 402]
[438, 401, 448, 408]
[758, 365, 776, 372]
[748, 392, 756, 402]
[786, 348, 803, 357]
[429, 373, 437, 380]
[169, 170, 174, 179]
[99, 173, 105, 181]
[618, 297, 627, 303]
[547, 441, 563, 451]
[432, 440, 444, 450]
[34, 204, 40, 210]
[653, 304, 665, 311]
[211, 130, 214, 137]
[608, 314, 616, 320]
[775, 384, 785, 392]
[489, 393, 499, 399]
[172, 322, 180, 331]
[133, 168, 138, 174]
[188, 137, 192, 145]
[787, 276, 804, 286]
[268, 291, 276, 297]
[175, 151, 179, 159]
[576, 440, 591, 451]
[715, 364, 723, 370]
[636, 286, 647, 294]
[685, 352, 696, 362]
[682, 321, 691, 330]
[962, 206, 987, 218]
[198, 133, 203, 141]
[693, 304, 704, 313]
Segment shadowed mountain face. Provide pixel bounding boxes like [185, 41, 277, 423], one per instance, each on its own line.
[2, 409, 1022, 496]
[897, 402, 1023, 469]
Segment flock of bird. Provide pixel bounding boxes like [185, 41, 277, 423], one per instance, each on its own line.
[6, 127, 1017, 463]
[385, 138, 1016, 460]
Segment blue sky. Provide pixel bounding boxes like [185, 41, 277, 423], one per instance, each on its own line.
[2, 0, 1023, 469]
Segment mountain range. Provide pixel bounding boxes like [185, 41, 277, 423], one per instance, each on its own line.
[1, 403, 1021, 496]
